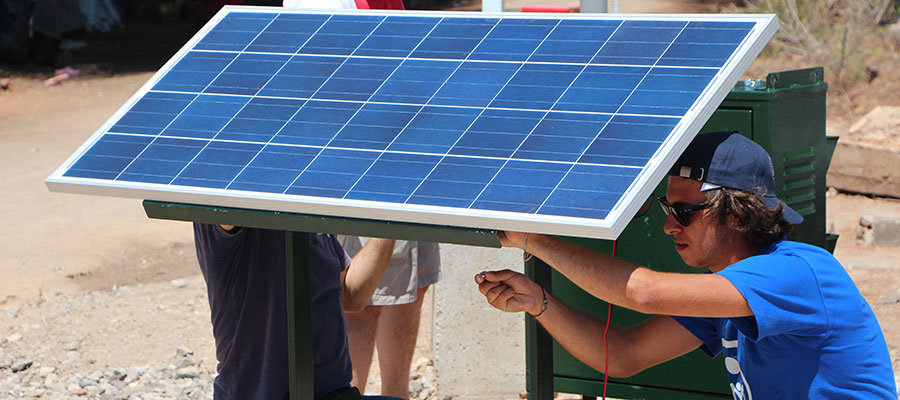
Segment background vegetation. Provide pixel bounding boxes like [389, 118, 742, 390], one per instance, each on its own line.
[723, 0, 900, 118]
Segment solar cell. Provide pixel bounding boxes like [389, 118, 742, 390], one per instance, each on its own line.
[47, 6, 778, 239]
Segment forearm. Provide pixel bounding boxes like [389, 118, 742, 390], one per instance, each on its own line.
[476, 268, 700, 376]
[525, 234, 750, 317]
[534, 291, 635, 377]
[527, 234, 650, 312]
[341, 238, 395, 312]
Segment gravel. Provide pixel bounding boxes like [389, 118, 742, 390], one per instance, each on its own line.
[0, 277, 440, 399]
[0, 346, 214, 399]
[0, 281, 218, 399]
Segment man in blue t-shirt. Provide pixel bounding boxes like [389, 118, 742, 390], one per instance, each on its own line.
[475, 131, 897, 398]
[194, 223, 400, 400]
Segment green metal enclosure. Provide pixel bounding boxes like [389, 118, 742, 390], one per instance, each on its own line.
[526, 67, 839, 399]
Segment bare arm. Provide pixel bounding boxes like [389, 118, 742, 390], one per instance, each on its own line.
[340, 238, 395, 312]
[500, 232, 751, 318]
[475, 270, 702, 376]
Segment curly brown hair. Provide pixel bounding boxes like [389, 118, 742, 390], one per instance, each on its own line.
[704, 187, 794, 247]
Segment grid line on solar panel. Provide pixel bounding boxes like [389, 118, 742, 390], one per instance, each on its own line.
[338, 17, 508, 201]
[112, 15, 285, 183]
[170, 48, 730, 72]
[338, 17, 518, 199]
[463, 20, 626, 211]
[95, 73, 692, 186]
[399, 18, 561, 205]
[109, 90, 698, 127]
[82, 88, 684, 209]
[224, 15, 394, 191]
[166, 16, 341, 187]
[146, 16, 732, 123]
[183, 15, 400, 191]
[182, 12, 751, 70]
[536, 21, 689, 214]
[77, 123, 662, 172]
[281, 15, 453, 197]
[139, 34, 724, 129]
[458, 19, 684, 212]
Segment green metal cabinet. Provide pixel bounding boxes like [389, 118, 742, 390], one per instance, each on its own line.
[526, 67, 838, 399]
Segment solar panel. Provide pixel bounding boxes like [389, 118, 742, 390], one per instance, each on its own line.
[46, 6, 777, 239]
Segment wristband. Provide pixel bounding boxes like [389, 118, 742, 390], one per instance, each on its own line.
[533, 286, 548, 318]
[523, 232, 533, 262]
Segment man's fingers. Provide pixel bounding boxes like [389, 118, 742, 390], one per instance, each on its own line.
[490, 286, 518, 309]
[477, 280, 502, 296]
[485, 282, 509, 303]
[477, 269, 519, 283]
[475, 268, 539, 314]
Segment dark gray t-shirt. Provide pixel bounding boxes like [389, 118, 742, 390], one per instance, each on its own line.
[193, 224, 353, 400]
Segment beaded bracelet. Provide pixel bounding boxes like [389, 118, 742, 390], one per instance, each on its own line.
[533, 286, 548, 318]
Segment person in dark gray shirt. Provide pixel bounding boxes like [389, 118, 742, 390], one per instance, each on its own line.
[194, 223, 400, 400]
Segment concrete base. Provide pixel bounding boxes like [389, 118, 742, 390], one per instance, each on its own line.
[827, 140, 900, 198]
[857, 205, 900, 246]
[432, 244, 526, 399]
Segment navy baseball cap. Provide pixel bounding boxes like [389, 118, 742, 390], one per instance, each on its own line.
[669, 131, 803, 224]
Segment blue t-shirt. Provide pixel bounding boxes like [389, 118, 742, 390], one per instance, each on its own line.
[193, 224, 353, 400]
[674, 240, 896, 399]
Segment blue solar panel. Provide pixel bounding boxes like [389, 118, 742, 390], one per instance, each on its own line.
[47, 7, 777, 239]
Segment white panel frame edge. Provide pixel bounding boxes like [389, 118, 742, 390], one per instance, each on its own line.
[46, 6, 778, 240]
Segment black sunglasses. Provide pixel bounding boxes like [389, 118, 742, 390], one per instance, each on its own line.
[657, 196, 709, 226]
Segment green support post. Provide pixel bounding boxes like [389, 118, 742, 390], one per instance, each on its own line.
[526, 257, 554, 400]
[285, 231, 314, 400]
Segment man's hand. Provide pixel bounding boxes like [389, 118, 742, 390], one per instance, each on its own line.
[497, 231, 526, 249]
[474, 269, 543, 316]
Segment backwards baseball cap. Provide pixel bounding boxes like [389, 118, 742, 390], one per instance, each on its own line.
[669, 131, 803, 224]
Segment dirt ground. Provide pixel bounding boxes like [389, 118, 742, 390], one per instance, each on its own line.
[1, 2, 899, 398]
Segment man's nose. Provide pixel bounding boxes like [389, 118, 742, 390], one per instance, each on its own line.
[663, 212, 681, 236]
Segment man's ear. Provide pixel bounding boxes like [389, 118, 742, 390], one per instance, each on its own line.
[718, 213, 746, 242]
[726, 213, 740, 228]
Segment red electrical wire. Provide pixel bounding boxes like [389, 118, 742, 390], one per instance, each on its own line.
[603, 240, 617, 400]
[602, 199, 649, 399]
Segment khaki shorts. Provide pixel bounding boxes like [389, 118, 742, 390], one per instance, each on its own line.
[338, 237, 441, 306]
